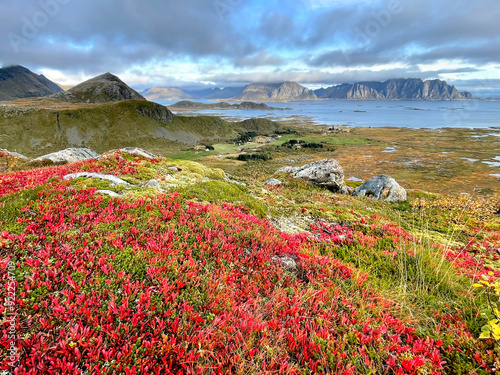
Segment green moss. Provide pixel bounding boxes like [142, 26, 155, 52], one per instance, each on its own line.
[0, 186, 44, 233]
[175, 180, 267, 217]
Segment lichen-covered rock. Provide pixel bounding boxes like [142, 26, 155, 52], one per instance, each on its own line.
[277, 159, 349, 194]
[353, 175, 407, 202]
[33, 148, 99, 164]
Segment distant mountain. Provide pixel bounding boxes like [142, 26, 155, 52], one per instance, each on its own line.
[0, 65, 63, 101]
[143, 87, 192, 101]
[183, 87, 225, 99]
[234, 82, 317, 101]
[315, 79, 473, 100]
[53, 73, 145, 103]
[144, 86, 246, 100]
[205, 87, 245, 100]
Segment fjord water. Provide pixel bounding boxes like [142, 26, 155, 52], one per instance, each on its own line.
[155, 99, 500, 129]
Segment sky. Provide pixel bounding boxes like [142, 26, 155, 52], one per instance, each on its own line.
[1, 0, 500, 96]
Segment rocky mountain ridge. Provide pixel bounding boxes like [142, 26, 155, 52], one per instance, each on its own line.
[145, 78, 473, 102]
[234, 82, 317, 101]
[315, 78, 473, 100]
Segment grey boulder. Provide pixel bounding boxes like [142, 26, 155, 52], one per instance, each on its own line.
[33, 148, 99, 164]
[277, 159, 349, 194]
[353, 175, 407, 202]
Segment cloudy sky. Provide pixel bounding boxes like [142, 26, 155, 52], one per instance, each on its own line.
[1, 0, 499, 95]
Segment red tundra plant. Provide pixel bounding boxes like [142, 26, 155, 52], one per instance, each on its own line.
[0, 155, 492, 374]
[0, 182, 453, 374]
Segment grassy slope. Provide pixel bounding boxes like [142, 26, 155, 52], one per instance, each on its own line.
[0, 100, 282, 158]
[1, 152, 499, 373]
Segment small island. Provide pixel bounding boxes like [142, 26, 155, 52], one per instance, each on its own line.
[169, 100, 289, 111]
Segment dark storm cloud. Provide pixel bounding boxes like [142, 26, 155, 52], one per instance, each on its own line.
[0, 0, 256, 74]
[0, 0, 498, 86]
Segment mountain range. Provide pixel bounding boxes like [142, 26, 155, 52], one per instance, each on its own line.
[0, 65, 474, 103]
[314, 79, 473, 100]
[144, 79, 473, 101]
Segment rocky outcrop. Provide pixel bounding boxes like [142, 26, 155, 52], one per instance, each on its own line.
[52, 73, 145, 103]
[33, 148, 99, 164]
[353, 175, 407, 202]
[134, 102, 174, 122]
[277, 159, 349, 194]
[0, 65, 63, 101]
[235, 82, 317, 102]
[315, 78, 473, 100]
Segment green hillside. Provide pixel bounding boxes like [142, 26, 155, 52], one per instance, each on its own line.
[0, 100, 281, 157]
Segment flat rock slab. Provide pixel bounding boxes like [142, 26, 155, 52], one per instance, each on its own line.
[277, 159, 349, 194]
[353, 174, 407, 202]
[63, 172, 133, 187]
[34, 148, 99, 164]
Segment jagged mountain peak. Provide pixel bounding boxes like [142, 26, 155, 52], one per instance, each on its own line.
[0, 65, 63, 101]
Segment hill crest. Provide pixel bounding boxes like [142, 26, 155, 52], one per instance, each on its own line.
[53, 72, 145, 103]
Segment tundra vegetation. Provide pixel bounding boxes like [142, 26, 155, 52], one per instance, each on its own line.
[1, 149, 499, 374]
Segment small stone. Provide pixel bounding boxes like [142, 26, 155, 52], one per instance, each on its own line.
[265, 178, 283, 186]
[145, 179, 161, 189]
[272, 255, 298, 272]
